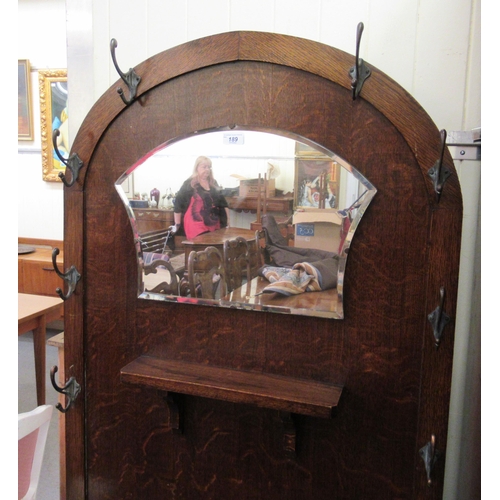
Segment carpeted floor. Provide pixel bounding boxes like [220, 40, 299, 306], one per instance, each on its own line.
[18, 328, 61, 500]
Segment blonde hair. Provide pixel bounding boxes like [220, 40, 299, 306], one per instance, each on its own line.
[190, 156, 216, 188]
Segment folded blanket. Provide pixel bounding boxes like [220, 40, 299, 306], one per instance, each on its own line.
[260, 262, 329, 296]
[266, 243, 336, 267]
[261, 263, 321, 295]
[259, 214, 340, 295]
[261, 214, 334, 255]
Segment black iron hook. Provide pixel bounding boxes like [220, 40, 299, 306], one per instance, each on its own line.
[419, 434, 441, 486]
[52, 247, 81, 301]
[427, 129, 452, 202]
[110, 38, 141, 105]
[427, 286, 451, 348]
[52, 129, 84, 188]
[349, 22, 371, 100]
[50, 366, 81, 413]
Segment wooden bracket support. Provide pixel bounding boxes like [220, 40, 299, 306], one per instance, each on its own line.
[280, 411, 297, 457]
[162, 392, 183, 433]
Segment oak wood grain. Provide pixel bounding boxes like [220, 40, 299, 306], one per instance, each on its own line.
[121, 356, 343, 418]
[65, 32, 462, 499]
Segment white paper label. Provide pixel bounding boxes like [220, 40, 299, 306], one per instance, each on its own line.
[223, 133, 244, 145]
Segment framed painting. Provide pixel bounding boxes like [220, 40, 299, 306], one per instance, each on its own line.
[39, 69, 68, 182]
[18, 60, 34, 140]
[295, 158, 340, 209]
[294, 141, 329, 158]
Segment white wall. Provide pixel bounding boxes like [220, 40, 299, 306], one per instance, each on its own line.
[18, 0, 482, 497]
[18, 0, 67, 240]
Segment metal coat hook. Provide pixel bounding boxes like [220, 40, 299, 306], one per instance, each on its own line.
[427, 129, 452, 202]
[52, 129, 84, 187]
[427, 286, 451, 348]
[110, 38, 141, 105]
[419, 434, 441, 486]
[50, 366, 81, 413]
[349, 22, 371, 100]
[52, 247, 81, 301]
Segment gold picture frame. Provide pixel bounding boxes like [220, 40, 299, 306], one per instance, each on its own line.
[18, 60, 34, 140]
[294, 142, 331, 158]
[39, 69, 68, 182]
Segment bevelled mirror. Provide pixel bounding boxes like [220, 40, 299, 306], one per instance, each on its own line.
[116, 128, 376, 319]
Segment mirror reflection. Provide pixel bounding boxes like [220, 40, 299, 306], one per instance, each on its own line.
[115, 129, 376, 319]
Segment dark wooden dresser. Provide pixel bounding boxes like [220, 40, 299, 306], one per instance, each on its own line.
[134, 208, 174, 233]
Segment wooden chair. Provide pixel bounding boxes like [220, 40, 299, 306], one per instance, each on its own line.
[143, 258, 180, 295]
[223, 237, 254, 293]
[188, 246, 227, 299]
[255, 228, 269, 267]
[255, 173, 267, 224]
[18, 405, 53, 500]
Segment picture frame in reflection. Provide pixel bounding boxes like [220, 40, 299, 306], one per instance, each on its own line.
[295, 158, 340, 209]
[39, 69, 68, 182]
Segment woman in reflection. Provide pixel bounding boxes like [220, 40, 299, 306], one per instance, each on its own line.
[170, 156, 230, 240]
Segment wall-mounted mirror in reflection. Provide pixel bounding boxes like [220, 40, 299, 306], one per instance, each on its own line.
[115, 129, 376, 319]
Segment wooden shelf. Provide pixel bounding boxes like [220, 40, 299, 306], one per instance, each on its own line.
[121, 356, 343, 418]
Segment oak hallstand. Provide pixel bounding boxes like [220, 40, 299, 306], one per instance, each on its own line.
[61, 31, 462, 499]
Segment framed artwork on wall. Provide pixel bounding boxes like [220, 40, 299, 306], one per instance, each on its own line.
[295, 158, 340, 209]
[18, 60, 34, 141]
[294, 141, 340, 209]
[39, 69, 68, 182]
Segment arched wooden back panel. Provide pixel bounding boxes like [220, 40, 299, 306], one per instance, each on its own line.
[63, 32, 462, 499]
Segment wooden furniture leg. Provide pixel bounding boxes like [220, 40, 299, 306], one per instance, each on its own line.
[48, 332, 66, 500]
[18, 293, 64, 406]
[32, 315, 47, 406]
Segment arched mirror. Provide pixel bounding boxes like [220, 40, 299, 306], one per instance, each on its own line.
[116, 128, 376, 319]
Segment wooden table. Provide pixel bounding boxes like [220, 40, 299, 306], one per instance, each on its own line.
[182, 227, 257, 268]
[18, 293, 64, 405]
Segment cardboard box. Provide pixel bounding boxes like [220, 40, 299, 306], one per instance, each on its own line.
[239, 178, 275, 198]
[293, 209, 342, 253]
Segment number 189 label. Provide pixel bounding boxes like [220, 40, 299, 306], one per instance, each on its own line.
[223, 133, 244, 145]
